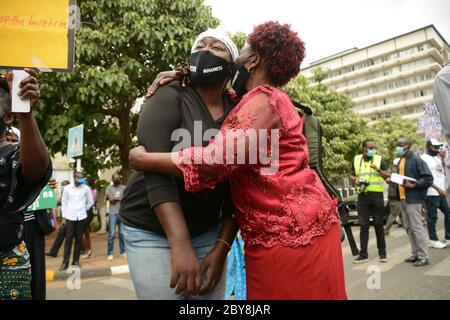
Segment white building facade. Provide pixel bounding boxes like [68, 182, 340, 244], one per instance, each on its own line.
[301, 25, 450, 124]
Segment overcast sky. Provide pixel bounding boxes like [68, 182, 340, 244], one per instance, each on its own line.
[204, 0, 450, 66]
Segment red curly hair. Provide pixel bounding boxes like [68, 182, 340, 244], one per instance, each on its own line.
[248, 21, 305, 87]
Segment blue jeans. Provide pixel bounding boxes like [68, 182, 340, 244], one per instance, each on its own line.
[425, 196, 450, 241]
[122, 224, 227, 300]
[107, 213, 125, 256]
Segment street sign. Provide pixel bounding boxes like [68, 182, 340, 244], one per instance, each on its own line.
[26, 185, 57, 211]
[67, 124, 83, 158]
[0, 0, 76, 71]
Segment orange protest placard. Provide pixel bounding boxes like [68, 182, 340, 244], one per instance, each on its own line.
[0, 0, 75, 71]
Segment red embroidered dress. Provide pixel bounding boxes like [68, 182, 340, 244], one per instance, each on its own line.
[177, 85, 339, 248]
[177, 85, 347, 299]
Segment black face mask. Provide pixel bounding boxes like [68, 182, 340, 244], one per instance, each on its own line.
[189, 51, 232, 86]
[231, 63, 250, 98]
[428, 149, 440, 157]
[231, 54, 256, 98]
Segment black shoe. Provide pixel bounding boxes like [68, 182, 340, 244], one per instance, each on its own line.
[404, 256, 419, 263]
[379, 254, 388, 262]
[59, 262, 69, 271]
[352, 255, 369, 264]
[413, 259, 429, 267]
[45, 252, 57, 258]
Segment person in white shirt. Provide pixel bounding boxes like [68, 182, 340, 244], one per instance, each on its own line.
[60, 171, 94, 270]
[421, 139, 450, 249]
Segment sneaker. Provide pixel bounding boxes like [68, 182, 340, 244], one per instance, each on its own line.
[81, 250, 92, 259]
[59, 262, 69, 271]
[379, 254, 388, 262]
[441, 239, 450, 247]
[404, 256, 418, 263]
[413, 258, 429, 267]
[429, 240, 446, 249]
[120, 253, 127, 258]
[107, 255, 114, 261]
[352, 255, 369, 264]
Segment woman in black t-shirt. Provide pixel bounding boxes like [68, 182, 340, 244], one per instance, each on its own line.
[120, 29, 239, 299]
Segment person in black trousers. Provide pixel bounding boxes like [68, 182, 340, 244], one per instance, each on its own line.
[45, 225, 66, 257]
[46, 180, 70, 258]
[23, 210, 47, 300]
[60, 172, 94, 271]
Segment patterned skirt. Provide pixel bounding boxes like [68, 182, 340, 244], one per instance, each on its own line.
[0, 242, 32, 300]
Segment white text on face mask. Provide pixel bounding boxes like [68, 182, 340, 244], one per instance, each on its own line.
[203, 66, 223, 73]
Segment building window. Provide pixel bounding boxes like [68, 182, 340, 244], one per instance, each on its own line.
[418, 44, 424, 52]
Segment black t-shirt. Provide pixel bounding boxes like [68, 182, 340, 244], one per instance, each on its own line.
[120, 82, 235, 237]
[0, 143, 52, 250]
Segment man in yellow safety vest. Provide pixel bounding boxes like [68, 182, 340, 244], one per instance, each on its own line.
[350, 140, 389, 264]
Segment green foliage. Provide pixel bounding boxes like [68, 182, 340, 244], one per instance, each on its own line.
[369, 114, 425, 167]
[286, 75, 368, 182]
[312, 67, 329, 84]
[37, 0, 219, 182]
[230, 31, 247, 51]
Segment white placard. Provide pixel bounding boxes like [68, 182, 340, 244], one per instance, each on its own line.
[391, 173, 417, 185]
[11, 70, 31, 113]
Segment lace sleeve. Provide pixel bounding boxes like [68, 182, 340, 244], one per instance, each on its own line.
[176, 88, 282, 192]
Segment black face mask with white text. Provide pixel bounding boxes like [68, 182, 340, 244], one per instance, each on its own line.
[189, 51, 232, 86]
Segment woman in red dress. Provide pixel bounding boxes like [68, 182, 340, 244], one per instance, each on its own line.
[130, 21, 347, 300]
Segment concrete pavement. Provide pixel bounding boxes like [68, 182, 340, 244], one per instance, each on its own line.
[47, 221, 450, 299]
[45, 230, 129, 282]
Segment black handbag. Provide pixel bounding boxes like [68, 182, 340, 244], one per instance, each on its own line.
[34, 209, 56, 236]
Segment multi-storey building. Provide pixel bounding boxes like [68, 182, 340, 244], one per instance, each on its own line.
[301, 25, 450, 124]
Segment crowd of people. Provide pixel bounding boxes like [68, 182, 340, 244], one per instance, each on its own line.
[1, 20, 449, 301]
[350, 137, 450, 268]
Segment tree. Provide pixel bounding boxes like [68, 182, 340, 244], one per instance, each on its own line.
[286, 71, 368, 182]
[369, 114, 425, 167]
[230, 31, 247, 52]
[37, 0, 219, 182]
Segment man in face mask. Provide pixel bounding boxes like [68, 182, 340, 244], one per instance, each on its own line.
[106, 173, 126, 261]
[59, 171, 94, 271]
[384, 158, 403, 235]
[421, 139, 450, 249]
[395, 137, 433, 266]
[350, 140, 389, 263]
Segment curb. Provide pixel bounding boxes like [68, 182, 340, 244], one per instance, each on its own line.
[46, 264, 129, 282]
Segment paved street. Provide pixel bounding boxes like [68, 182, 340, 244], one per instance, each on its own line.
[47, 221, 450, 300]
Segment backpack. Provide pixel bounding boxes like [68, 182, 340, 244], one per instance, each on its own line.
[292, 101, 359, 254]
